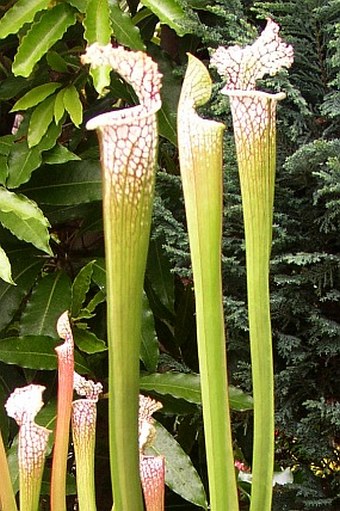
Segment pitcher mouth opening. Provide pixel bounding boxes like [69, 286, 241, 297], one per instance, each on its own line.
[86, 102, 160, 131]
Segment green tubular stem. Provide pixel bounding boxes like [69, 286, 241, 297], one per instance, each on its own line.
[0, 431, 18, 511]
[178, 54, 239, 511]
[82, 45, 162, 511]
[226, 91, 282, 511]
[103, 172, 153, 511]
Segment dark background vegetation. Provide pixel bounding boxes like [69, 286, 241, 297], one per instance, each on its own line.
[0, 0, 339, 509]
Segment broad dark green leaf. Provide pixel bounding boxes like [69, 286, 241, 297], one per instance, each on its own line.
[20, 271, 72, 337]
[0, 245, 14, 285]
[0, 336, 89, 372]
[0, 0, 51, 40]
[147, 239, 174, 313]
[11, 82, 62, 112]
[71, 260, 95, 317]
[63, 85, 83, 127]
[13, 3, 77, 77]
[0, 250, 44, 332]
[0, 188, 51, 254]
[20, 160, 102, 205]
[28, 95, 56, 148]
[140, 373, 254, 410]
[140, 291, 159, 371]
[148, 421, 208, 509]
[73, 327, 107, 354]
[83, 0, 111, 95]
[140, 0, 190, 36]
[110, 2, 145, 50]
[7, 121, 62, 188]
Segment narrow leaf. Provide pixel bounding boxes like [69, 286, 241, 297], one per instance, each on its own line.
[140, 0, 190, 36]
[110, 2, 145, 51]
[83, 0, 112, 95]
[140, 292, 159, 371]
[54, 88, 66, 124]
[13, 3, 77, 77]
[46, 51, 69, 73]
[11, 83, 62, 112]
[0, 188, 51, 254]
[28, 95, 56, 148]
[147, 239, 174, 313]
[71, 260, 95, 317]
[0, 0, 51, 40]
[0, 245, 14, 285]
[73, 327, 107, 354]
[20, 271, 72, 337]
[83, 0, 111, 43]
[148, 421, 208, 509]
[63, 85, 83, 127]
[140, 372, 201, 405]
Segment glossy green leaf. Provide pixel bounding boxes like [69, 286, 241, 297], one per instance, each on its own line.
[110, 2, 145, 50]
[42, 144, 81, 165]
[140, 0, 189, 36]
[13, 3, 77, 77]
[140, 372, 201, 404]
[7, 121, 61, 188]
[83, 0, 111, 43]
[20, 271, 71, 337]
[71, 260, 95, 317]
[0, 135, 13, 185]
[63, 85, 83, 127]
[83, 0, 111, 95]
[73, 327, 107, 354]
[11, 82, 62, 112]
[147, 239, 174, 314]
[84, 289, 106, 314]
[0, 0, 51, 40]
[46, 51, 69, 73]
[0, 246, 14, 285]
[67, 0, 88, 12]
[140, 292, 159, 371]
[158, 106, 177, 145]
[0, 336, 89, 372]
[140, 373, 253, 410]
[91, 258, 106, 289]
[148, 421, 208, 509]
[28, 95, 56, 148]
[0, 251, 44, 332]
[20, 160, 102, 205]
[54, 88, 66, 124]
[0, 188, 51, 254]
